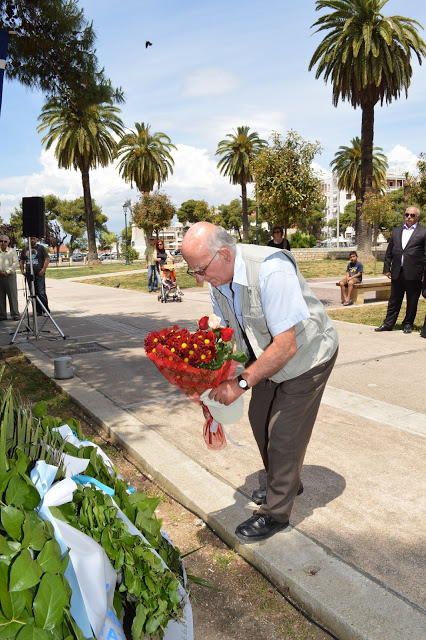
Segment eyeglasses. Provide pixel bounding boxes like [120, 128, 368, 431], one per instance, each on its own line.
[405, 213, 417, 218]
[187, 250, 219, 277]
[0, 240, 8, 243]
[273, 230, 281, 234]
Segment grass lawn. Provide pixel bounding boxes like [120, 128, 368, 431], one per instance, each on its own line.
[296, 258, 385, 279]
[328, 297, 426, 333]
[76, 264, 197, 292]
[48, 258, 386, 281]
[46, 262, 146, 279]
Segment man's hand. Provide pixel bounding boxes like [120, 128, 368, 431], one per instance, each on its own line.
[39, 270, 45, 277]
[208, 378, 245, 406]
[384, 272, 391, 279]
[0, 271, 7, 277]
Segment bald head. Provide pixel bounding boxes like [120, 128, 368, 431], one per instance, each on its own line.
[404, 206, 420, 228]
[182, 223, 236, 286]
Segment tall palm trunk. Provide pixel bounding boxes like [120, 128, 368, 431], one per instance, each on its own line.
[80, 164, 100, 265]
[358, 103, 374, 259]
[241, 182, 249, 242]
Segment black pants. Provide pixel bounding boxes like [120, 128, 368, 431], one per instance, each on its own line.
[383, 271, 422, 327]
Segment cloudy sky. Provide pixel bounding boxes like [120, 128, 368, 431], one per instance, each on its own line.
[1, 0, 425, 235]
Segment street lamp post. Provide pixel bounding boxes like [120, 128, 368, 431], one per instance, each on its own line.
[123, 200, 131, 266]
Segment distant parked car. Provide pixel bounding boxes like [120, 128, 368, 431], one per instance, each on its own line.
[71, 253, 84, 262]
[49, 254, 57, 262]
[174, 249, 182, 256]
[98, 252, 108, 260]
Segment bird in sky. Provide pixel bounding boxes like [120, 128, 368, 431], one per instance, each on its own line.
[145, 41, 152, 48]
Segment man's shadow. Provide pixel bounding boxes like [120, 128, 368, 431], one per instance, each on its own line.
[239, 465, 345, 526]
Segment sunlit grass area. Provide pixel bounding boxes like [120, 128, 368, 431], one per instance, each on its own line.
[46, 262, 146, 279]
[75, 265, 196, 292]
[297, 259, 385, 279]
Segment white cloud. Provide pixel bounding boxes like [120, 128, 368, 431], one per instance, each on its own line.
[182, 67, 240, 97]
[1, 142, 420, 235]
[0, 144, 244, 232]
[385, 145, 419, 175]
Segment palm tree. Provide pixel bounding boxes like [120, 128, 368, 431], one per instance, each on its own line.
[309, 0, 426, 256]
[330, 136, 388, 237]
[116, 122, 176, 194]
[37, 99, 124, 264]
[216, 126, 267, 241]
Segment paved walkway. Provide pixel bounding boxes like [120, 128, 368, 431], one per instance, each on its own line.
[1, 275, 425, 640]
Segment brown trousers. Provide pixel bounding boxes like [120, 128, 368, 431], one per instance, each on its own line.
[248, 348, 338, 523]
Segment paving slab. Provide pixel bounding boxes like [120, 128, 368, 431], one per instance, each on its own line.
[1, 276, 425, 640]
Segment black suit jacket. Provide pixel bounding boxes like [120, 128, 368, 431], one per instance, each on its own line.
[383, 224, 426, 281]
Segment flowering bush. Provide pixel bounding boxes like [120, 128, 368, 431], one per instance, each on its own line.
[144, 315, 247, 449]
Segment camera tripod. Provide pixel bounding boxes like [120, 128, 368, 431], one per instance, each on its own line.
[10, 238, 66, 343]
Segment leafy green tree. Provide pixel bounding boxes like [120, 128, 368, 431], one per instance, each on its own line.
[99, 231, 118, 251]
[1, 0, 102, 98]
[37, 99, 123, 264]
[0, 223, 19, 247]
[216, 126, 267, 242]
[117, 122, 176, 194]
[177, 199, 214, 225]
[297, 201, 326, 239]
[288, 231, 317, 248]
[361, 192, 393, 272]
[120, 225, 132, 251]
[330, 137, 388, 238]
[309, 0, 426, 257]
[9, 208, 24, 246]
[252, 130, 323, 238]
[132, 191, 176, 240]
[46, 195, 106, 255]
[412, 153, 426, 210]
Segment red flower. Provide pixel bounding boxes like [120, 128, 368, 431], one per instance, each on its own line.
[221, 327, 234, 342]
[198, 316, 209, 330]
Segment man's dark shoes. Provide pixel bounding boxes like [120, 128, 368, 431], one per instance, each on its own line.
[235, 514, 289, 542]
[251, 485, 304, 506]
[403, 323, 413, 334]
[375, 324, 392, 332]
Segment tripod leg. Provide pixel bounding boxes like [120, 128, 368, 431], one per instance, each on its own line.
[34, 296, 66, 339]
[10, 297, 34, 343]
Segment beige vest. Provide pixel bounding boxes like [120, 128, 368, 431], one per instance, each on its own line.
[211, 244, 338, 383]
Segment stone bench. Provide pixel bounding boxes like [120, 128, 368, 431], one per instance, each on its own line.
[336, 279, 391, 304]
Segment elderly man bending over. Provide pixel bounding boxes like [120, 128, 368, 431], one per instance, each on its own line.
[182, 223, 338, 543]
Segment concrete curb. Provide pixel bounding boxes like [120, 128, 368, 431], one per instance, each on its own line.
[18, 343, 426, 640]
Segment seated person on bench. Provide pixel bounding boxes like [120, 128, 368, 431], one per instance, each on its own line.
[339, 251, 363, 306]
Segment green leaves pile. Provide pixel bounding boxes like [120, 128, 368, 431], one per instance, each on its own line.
[53, 484, 183, 639]
[0, 446, 85, 639]
[0, 377, 189, 639]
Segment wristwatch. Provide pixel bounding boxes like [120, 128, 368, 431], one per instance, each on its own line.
[237, 374, 249, 390]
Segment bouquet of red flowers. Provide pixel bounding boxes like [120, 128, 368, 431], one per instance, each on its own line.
[144, 314, 247, 449]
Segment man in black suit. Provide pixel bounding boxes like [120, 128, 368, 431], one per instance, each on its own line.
[375, 206, 426, 333]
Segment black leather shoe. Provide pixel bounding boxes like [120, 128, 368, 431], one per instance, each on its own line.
[374, 324, 392, 332]
[251, 485, 304, 506]
[235, 514, 289, 542]
[403, 323, 413, 334]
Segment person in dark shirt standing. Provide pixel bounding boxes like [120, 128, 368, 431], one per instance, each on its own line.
[338, 251, 363, 306]
[267, 226, 291, 251]
[19, 237, 50, 315]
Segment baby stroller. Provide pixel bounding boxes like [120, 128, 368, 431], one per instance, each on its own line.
[158, 263, 183, 303]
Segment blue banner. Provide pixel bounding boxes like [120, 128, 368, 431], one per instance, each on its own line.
[0, 30, 9, 116]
